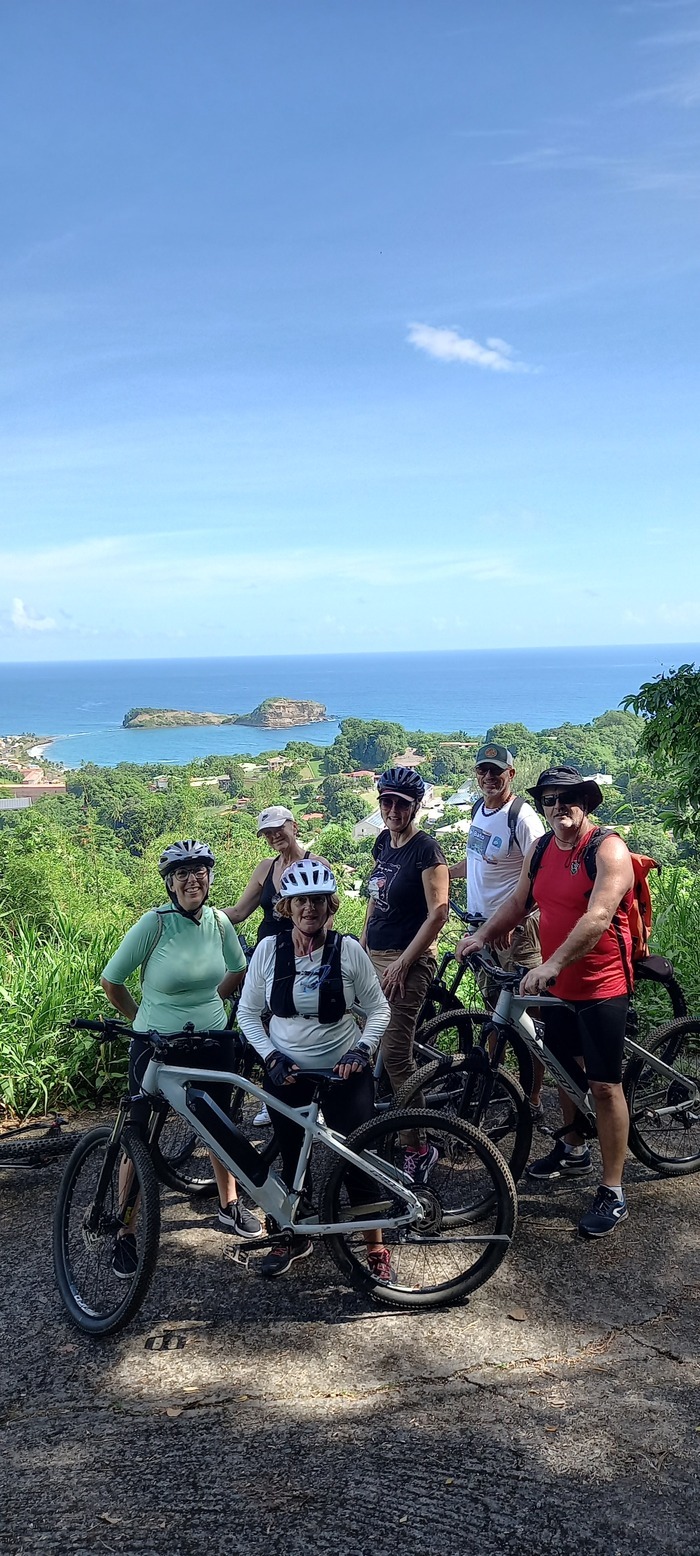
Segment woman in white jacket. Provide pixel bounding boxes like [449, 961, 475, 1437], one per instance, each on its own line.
[237, 858, 391, 1280]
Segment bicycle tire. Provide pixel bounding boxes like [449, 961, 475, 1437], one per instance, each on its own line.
[0, 1132, 83, 1167]
[416, 1008, 535, 1099]
[393, 1054, 533, 1187]
[623, 1017, 700, 1176]
[53, 1125, 161, 1337]
[319, 1108, 517, 1310]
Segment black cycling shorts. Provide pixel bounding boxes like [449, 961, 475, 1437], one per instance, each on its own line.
[128, 1032, 237, 1129]
[542, 996, 629, 1086]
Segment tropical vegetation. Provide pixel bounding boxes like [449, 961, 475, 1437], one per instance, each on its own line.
[2, 692, 699, 1116]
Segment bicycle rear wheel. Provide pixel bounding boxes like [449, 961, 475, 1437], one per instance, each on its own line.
[319, 1108, 516, 1309]
[623, 1017, 700, 1176]
[416, 1008, 535, 1099]
[53, 1125, 161, 1336]
[393, 1053, 532, 1187]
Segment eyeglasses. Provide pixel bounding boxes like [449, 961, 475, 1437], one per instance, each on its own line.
[290, 894, 327, 906]
[476, 765, 505, 779]
[172, 865, 210, 882]
[379, 794, 412, 810]
[541, 792, 584, 810]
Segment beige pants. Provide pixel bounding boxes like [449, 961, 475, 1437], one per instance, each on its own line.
[478, 912, 541, 1010]
[369, 950, 436, 1147]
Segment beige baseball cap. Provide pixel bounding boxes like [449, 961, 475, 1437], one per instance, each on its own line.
[256, 806, 295, 835]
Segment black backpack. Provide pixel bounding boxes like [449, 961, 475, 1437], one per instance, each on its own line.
[470, 794, 525, 853]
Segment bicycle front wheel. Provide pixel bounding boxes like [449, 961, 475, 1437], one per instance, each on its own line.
[53, 1126, 161, 1336]
[623, 1017, 700, 1176]
[393, 1054, 533, 1188]
[319, 1109, 517, 1309]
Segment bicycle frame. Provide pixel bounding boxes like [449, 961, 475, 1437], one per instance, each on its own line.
[142, 1058, 425, 1237]
[488, 987, 700, 1125]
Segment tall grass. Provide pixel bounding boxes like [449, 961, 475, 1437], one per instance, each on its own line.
[0, 912, 129, 1117]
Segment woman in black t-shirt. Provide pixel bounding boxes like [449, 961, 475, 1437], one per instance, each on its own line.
[361, 768, 449, 1177]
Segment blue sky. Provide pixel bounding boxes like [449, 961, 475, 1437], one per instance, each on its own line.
[2, 0, 700, 661]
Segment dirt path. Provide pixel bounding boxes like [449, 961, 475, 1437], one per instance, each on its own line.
[1, 1113, 698, 1556]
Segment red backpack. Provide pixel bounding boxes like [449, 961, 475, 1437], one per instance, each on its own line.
[528, 828, 659, 984]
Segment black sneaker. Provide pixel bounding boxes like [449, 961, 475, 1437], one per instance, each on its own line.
[112, 1233, 138, 1280]
[260, 1237, 314, 1279]
[527, 1140, 592, 1180]
[579, 1186, 628, 1239]
[218, 1202, 264, 1239]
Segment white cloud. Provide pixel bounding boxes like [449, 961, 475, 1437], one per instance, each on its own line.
[10, 597, 57, 633]
[407, 323, 530, 373]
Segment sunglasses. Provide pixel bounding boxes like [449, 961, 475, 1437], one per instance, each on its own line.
[541, 792, 584, 809]
[379, 794, 413, 809]
[290, 894, 328, 906]
[476, 764, 505, 779]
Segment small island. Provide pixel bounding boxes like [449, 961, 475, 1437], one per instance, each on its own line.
[123, 698, 329, 730]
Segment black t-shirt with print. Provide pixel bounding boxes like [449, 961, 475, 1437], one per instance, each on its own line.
[366, 829, 446, 953]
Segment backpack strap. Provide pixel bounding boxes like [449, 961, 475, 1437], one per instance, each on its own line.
[528, 832, 552, 883]
[507, 795, 525, 852]
[470, 799, 482, 820]
[212, 908, 227, 952]
[526, 832, 553, 911]
[139, 909, 167, 983]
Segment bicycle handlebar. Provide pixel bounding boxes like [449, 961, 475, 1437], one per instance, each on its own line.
[69, 1018, 234, 1050]
[448, 900, 485, 928]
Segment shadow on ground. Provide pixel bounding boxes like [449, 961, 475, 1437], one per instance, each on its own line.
[1, 1104, 698, 1556]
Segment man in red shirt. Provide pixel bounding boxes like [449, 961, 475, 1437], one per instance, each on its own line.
[456, 766, 635, 1238]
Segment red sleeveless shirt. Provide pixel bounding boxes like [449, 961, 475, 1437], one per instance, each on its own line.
[532, 829, 633, 1000]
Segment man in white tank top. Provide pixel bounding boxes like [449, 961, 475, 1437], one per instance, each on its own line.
[450, 742, 545, 1111]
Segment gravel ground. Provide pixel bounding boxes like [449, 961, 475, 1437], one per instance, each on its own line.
[1, 1103, 699, 1556]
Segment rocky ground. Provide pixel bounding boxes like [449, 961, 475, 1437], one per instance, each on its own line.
[1, 1106, 698, 1556]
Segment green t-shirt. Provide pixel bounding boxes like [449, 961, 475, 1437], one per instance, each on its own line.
[101, 904, 246, 1035]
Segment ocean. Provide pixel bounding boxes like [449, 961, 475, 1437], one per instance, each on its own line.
[1, 646, 696, 768]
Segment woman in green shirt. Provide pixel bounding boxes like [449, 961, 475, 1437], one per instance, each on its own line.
[101, 839, 263, 1273]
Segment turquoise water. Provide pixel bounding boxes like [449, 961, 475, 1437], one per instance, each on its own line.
[1, 645, 696, 768]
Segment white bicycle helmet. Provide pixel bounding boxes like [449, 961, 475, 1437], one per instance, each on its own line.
[158, 840, 216, 880]
[278, 858, 337, 898]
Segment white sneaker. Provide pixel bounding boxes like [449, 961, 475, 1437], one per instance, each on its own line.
[253, 1104, 271, 1127]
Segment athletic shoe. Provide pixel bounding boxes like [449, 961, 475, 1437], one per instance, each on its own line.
[401, 1143, 439, 1184]
[253, 1104, 271, 1127]
[218, 1201, 264, 1238]
[112, 1233, 138, 1280]
[578, 1186, 629, 1239]
[260, 1237, 314, 1279]
[530, 1101, 545, 1124]
[367, 1246, 394, 1283]
[526, 1140, 592, 1180]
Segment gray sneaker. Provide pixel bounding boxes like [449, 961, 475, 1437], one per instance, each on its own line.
[527, 1140, 592, 1180]
[218, 1201, 264, 1238]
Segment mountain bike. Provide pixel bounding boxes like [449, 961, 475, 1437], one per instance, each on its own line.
[52, 1019, 517, 1336]
[395, 953, 700, 1183]
[417, 897, 688, 1102]
[0, 1115, 83, 1169]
